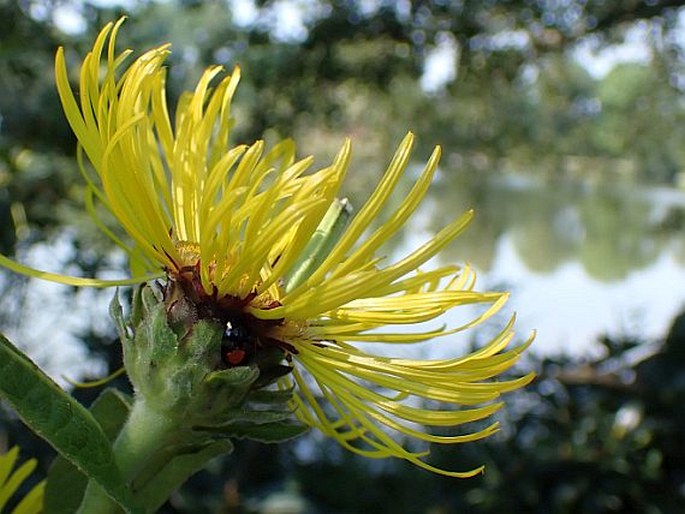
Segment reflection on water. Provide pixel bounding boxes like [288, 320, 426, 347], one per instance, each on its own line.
[487, 234, 685, 356]
[367, 170, 685, 356]
[431, 174, 685, 278]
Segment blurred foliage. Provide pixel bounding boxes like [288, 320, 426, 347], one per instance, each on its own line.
[3, 0, 685, 512]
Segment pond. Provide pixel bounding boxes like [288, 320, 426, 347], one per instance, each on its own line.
[374, 170, 685, 357]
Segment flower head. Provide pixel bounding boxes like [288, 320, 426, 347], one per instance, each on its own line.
[3, 19, 534, 477]
[0, 446, 45, 514]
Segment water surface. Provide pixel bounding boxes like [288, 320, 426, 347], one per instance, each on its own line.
[381, 172, 685, 356]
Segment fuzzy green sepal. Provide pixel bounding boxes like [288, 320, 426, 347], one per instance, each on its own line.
[110, 283, 304, 439]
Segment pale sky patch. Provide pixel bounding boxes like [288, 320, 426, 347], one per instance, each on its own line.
[573, 23, 653, 78]
[421, 32, 460, 93]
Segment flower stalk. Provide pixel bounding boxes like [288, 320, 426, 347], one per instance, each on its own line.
[76, 403, 177, 513]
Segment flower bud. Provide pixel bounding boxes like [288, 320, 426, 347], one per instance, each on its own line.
[110, 282, 303, 439]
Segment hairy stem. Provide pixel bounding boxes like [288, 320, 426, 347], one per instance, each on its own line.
[76, 400, 178, 514]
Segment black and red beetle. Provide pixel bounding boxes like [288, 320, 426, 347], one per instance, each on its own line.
[221, 320, 257, 366]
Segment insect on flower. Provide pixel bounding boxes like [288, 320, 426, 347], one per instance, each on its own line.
[0, 18, 535, 477]
[221, 320, 256, 367]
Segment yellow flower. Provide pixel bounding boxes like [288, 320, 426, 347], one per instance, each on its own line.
[0, 446, 45, 514]
[1, 19, 534, 477]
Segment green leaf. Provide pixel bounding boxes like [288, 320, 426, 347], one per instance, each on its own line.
[0, 334, 134, 512]
[109, 288, 128, 342]
[43, 451, 88, 514]
[44, 389, 133, 514]
[252, 364, 294, 389]
[229, 408, 296, 425]
[224, 420, 309, 444]
[133, 440, 233, 512]
[247, 388, 296, 406]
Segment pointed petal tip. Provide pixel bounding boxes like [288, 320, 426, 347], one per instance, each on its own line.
[515, 330, 537, 354]
[520, 370, 537, 386]
[113, 16, 127, 32]
[400, 131, 416, 149]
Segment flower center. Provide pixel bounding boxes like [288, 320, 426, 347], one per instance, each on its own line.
[164, 240, 300, 367]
